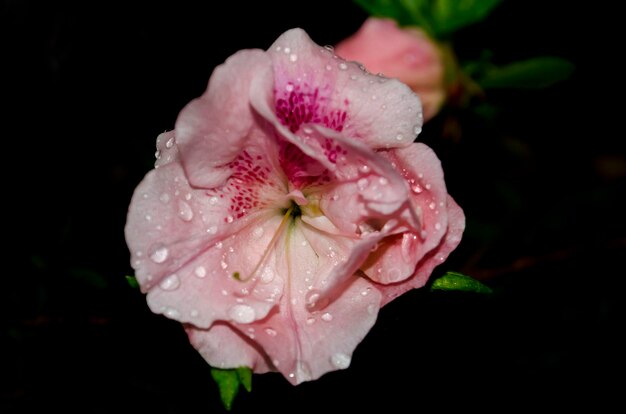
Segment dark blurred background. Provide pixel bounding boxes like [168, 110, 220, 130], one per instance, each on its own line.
[2, 0, 624, 412]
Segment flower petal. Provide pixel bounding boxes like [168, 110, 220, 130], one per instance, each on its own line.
[261, 28, 422, 149]
[186, 322, 272, 372]
[175, 50, 273, 188]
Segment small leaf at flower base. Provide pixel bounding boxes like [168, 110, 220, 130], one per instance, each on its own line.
[478, 57, 575, 89]
[210, 367, 252, 411]
[431, 271, 492, 294]
[236, 367, 252, 392]
[125, 275, 139, 289]
[431, 0, 503, 36]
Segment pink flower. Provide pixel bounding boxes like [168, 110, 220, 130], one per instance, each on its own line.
[125, 28, 464, 384]
[335, 18, 445, 121]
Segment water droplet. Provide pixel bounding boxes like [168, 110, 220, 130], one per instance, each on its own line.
[194, 266, 206, 278]
[429, 202, 436, 210]
[289, 53, 298, 62]
[396, 134, 404, 141]
[158, 193, 170, 204]
[208, 196, 219, 205]
[221, 289, 228, 296]
[215, 241, 223, 249]
[260, 266, 275, 283]
[178, 200, 193, 221]
[378, 177, 388, 185]
[253, 227, 264, 238]
[283, 47, 291, 54]
[330, 352, 351, 369]
[149, 245, 169, 263]
[413, 125, 422, 135]
[435, 222, 441, 230]
[388, 268, 401, 280]
[411, 183, 423, 194]
[305, 290, 321, 309]
[359, 165, 370, 173]
[331, 194, 339, 201]
[207, 225, 217, 234]
[367, 304, 377, 315]
[265, 328, 277, 337]
[145, 214, 152, 221]
[371, 94, 377, 100]
[361, 287, 371, 296]
[296, 361, 312, 381]
[220, 260, 228, 270]
[163, 307, 180, 318]
[165, 136, 175, 148]
[325, 64, 332, 71]
[190, 309, 199, 317]
[184, 192, 191, 201]
[154, 150, 161, 159]
[226, 215, 234, 223]
[228, 304, 256, 324]
[338, 62, 348, 70]
[418, 173, 424, 179]
[350, 74, 358, 80]
[285, 83, 294, 92]
[275, 46, 281, 52]
[321, 312, 333, 322]
[306, 317, 316, 325]
[159, 274, 180, 291]
[323, 45, 334, 52]
[420, 230, 428, 239]
[357, 178, 369, 190]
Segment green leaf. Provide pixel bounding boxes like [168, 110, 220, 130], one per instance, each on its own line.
[431, 0, 502, 36]
[236, 367, 252, 392]
[431, 271, 492, 294]
[478, 57, 575, 89]
[353, 0, 435, 34]
[125, 275, 139, 289]
[210, 367, 252, 411]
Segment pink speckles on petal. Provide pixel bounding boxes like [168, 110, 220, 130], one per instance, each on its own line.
[275, 82, 349, 133]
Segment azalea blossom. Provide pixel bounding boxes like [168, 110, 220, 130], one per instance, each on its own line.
[335, 18, 445, 121]
[125, 28, 464, 384]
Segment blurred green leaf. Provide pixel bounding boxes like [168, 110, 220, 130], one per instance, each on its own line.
[210, 367, 252, 411]
[353, 0, 434, 34]
[431, 0, 502, 36]
[431, 271, 492, 293]
[68, 267, 108, 289]
[478, 57, 575, 89]
[125, 275, 139, 289]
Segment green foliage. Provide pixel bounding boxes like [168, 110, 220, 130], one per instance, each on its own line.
[125, 275, 139, 289]
[478, 57, 575, 89]
[353, 0, 502, 37]
[210, 367, 253, 411]
[430, 0, 502, 36]
[431, 271, 492, 294]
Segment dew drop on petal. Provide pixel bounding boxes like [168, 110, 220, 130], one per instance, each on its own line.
[226, 215, 234, 223]
[178, 200, 193, 221]
[265, 328, 277, 337]
[190, 309, 199, 317]
[330, 353, 351, 369]
[429, 202, 436, 210]
[207, 225, 217, 234]
[208, 196, 219, 205]
[325, 64, 332, 71]
[261, 266, 275, 283]
[411, 183, 423, 194]
[159, 193, 170, 203]
[149, 245, 169, 263]
[228, 305, 256, 324]
[338, 62, 348, 70]
[165, 136, 175, 148]
[306, 317, 316, 325]
[396, 134, 404, 141]
[413, 125, 422, 135]
[367, 304, 377, 315]
[159, 274, 180, 291]
[163, 307, 180, 318]
[253, 227, 264, 239]
[194, 266, 206, 278]
[321, 312, 333, 322]
[435, 222, 441, 230]
[357, 178, 369, 190]
[289, 53, 298, 62]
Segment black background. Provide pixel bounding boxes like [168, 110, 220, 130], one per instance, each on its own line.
[3, 0, 624, 412]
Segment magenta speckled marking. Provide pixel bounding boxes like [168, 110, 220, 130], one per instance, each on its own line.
[275, 82, 348, 133]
